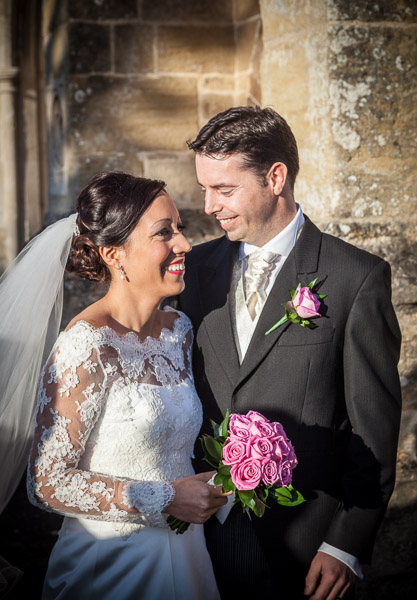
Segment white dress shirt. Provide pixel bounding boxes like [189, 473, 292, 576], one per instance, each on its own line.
[231, 205, 363, 579]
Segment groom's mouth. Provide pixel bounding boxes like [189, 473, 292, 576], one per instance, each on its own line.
[217, 216, 238, 230]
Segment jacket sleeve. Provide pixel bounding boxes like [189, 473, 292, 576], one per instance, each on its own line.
[324, 259, 402, 561]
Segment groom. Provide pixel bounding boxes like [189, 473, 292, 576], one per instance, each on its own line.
[176, 106, 402, 599]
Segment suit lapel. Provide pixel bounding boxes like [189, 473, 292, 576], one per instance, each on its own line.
[236, 216, 323, 388]
[197, 238, 240, 386]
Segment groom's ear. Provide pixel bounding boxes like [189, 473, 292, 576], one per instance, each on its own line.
[266, 162, 288, 196]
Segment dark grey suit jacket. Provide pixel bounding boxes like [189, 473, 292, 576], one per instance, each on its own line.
[177, 215, 401, 571]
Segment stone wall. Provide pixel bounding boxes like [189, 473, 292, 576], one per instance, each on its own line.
[45, 0, 262, 234]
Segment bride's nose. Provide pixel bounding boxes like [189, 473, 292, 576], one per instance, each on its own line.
[173, 232, 192, 255]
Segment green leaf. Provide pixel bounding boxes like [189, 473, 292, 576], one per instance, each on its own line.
[237, 489, 255, 508]
[201, 435, 223, 462]
[213, 472, 225, 486]
[219, 410, 230, 438]
[210, 420, 220, 438]
[273, 485, 306, 507]
[252, 493, 267, 517]
[200, 436, 222, 467]
[308, 277, 318, 290]
[218, 463, 232, 477]
[265, 314, 289, 335]
[222, 476, 236, 493]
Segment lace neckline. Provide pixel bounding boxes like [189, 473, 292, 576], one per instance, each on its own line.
[66, 306, 181, 344]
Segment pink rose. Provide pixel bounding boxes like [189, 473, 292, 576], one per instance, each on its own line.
[272, 422, 286, 438]
[292, 286, 321, 319]
[249, 420, 275, 439]
[278, 461, 293, 487]
[222, 440, 248, 465]
[250, 437, 275, 460]
[228, 414, 251, 441]
[262, 459, 279, 486]
[246, 410, 270, 423]
[230, 458, 263, 490]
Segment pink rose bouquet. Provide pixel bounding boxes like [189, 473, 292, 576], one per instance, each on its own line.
[265, 278, 327, 335]
[167, 410, 304, 534]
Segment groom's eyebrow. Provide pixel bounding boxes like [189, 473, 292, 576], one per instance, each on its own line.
[198, 181, 235, 188]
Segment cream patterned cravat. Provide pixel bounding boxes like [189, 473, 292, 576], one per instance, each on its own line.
[244, 250, 278, 320]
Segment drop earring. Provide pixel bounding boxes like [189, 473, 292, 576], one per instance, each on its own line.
[117, 264, 126, 281]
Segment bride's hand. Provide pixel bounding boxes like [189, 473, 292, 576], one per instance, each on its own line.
[165, 471, 232, 524]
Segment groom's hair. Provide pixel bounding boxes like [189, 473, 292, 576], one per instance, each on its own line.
[188, 106, 299, 190]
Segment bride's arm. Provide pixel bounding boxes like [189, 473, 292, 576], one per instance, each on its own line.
[27, 330, 175, 527]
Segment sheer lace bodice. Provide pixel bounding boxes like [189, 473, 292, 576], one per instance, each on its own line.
[27, 308, 202, 538]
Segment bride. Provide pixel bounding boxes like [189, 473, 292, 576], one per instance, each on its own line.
[4, 171, 228, 599]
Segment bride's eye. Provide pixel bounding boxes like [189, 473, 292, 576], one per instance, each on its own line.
[154, 227, 171, 238]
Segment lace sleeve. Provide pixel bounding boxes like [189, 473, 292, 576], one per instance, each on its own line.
[27, 325, 175, 528]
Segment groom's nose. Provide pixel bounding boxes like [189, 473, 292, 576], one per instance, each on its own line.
[204, 190, 219, 215]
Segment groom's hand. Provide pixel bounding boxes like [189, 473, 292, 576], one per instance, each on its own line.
[304, 552, 356, 599]
[165, 471, 231, 524]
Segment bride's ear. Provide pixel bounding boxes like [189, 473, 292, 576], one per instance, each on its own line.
[99, 245, 121, 269]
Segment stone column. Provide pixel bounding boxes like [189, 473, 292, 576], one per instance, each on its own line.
[0, 0, 19, 269]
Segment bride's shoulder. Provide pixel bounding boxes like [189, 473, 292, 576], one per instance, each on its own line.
[161, 306, 193, 335]
[65, 302, 109, 333]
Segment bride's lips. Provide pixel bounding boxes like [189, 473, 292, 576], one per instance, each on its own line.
[164, 259, 185, 275]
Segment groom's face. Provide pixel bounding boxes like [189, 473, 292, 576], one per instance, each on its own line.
[195, 152, 279, 247]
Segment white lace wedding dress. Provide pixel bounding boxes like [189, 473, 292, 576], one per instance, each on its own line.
[27, 307, 220, 600]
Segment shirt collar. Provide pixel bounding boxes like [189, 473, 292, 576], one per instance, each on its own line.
[238, 205, 304, 261]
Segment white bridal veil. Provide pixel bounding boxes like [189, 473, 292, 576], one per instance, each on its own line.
[0, 214, 76, 514]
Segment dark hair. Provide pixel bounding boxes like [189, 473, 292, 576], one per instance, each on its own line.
[188, 106, 299, 190]
[66, 171, 166, 282]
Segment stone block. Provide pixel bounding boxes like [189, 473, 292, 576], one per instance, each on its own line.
[68, 0, 138, 20]
[236, 19, 260, 73]
[329, 168, 417, 220]
[157, 25, 234, 73]
[142, 0, 233, 22]
[235, 0, 261, 21]
[200, 93, 236, 124]
[114, 24, 155, 73]
[68, 76, 198, 152]
[69, 23, 111, 73]
[143, 153, 200, 209]
[327, 0, 417, 22]
[199, 76, 235, 92]
[261, 0, 327, 41]
[328, 25, 417, 161]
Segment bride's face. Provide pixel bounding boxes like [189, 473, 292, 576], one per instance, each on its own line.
[118, 192, 191, 299]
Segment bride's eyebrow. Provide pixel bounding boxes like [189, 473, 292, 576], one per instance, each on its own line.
[152, 218, 171, 228]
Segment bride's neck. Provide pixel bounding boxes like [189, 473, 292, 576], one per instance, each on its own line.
[101, 284, 163, 338]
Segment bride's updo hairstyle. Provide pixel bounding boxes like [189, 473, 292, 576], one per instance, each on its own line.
[66, 171, 166, 282]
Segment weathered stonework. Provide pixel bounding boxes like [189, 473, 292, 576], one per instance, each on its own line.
[157, 25, 235, 73]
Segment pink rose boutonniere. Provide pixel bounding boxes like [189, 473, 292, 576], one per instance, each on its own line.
[167, 410, 305, 534]
[265, 278, 327, 335]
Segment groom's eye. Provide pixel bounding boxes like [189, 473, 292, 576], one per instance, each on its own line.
[220, 188, 234, 196]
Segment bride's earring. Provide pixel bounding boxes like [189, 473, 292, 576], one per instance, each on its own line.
[117, 264, 126, 281]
